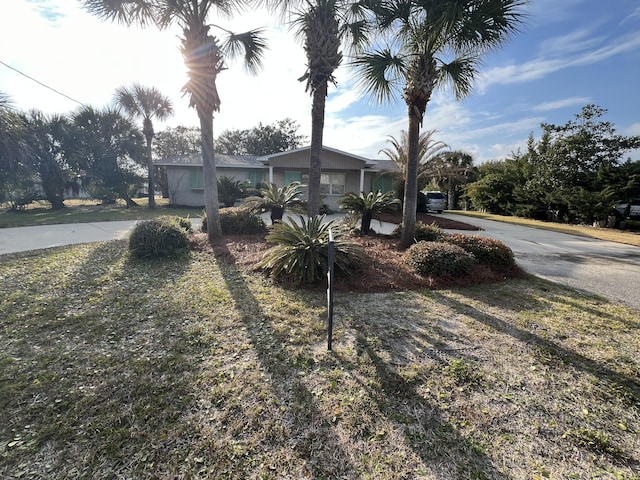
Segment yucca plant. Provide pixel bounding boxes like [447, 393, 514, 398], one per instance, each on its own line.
[337, 190, 401, 234]
[242, 182, 307, 224]
[257, 215, 365, 286]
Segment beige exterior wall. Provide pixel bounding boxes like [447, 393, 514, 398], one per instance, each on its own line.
[167, 166, 203, 207]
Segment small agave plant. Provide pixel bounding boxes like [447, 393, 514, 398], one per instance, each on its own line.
[257, 215, 365, 286]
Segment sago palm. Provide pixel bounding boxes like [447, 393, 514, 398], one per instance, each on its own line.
[257, 214, 365, 286]
[355, 0, 526, 246]
[114, 83, 174, 209]
[84, 0, 267, 241]
[242, 182, 307, 224]
[337, 190, 400, 234]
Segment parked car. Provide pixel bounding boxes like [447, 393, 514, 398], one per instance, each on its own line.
[424, 191, 446, 213]
[615, 200, 640, 219]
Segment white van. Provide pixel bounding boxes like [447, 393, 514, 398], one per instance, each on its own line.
[424, 191, 446, 213]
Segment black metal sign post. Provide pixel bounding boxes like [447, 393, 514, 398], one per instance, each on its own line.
[327, 229, 335, 351]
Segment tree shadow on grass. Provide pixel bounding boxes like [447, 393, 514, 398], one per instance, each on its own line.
[0, 240, 200, 478]
[433, 289, 640, 404]
[332, 316, 514, 480]
[211, 241, 516, 479]
[211, 242, 358, 478]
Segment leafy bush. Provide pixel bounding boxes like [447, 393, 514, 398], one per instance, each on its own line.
[201, 208, 267, 235]
[443, 233, 515, 271]
[257, 215, 365, 286]
[392, 221, 443, 242]
[404, 241, 476, 277]
[157, 215, 192, 232]
[129, 218, 189, 258]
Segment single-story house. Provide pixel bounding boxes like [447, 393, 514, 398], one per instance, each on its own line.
[155, 146, 398, 211]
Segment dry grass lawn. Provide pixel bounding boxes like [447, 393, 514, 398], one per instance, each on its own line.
[0, 232, 638, 479]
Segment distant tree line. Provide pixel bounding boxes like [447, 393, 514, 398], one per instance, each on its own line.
[464, 105, 640, 225]
[0, 89, 306, 210]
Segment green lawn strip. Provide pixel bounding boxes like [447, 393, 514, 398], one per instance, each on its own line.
[450, 210, 640, 247]
[0, 200, 202, 228]
[0, 243, 638, 479]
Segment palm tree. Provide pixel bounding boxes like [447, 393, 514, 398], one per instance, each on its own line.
[337, 190, 400, 234]
[83, 0, 267, 241]
[426, 150, 475, 209]
[355, 0, 526, 246]
[0, 93, 33, 196]
[379, 129, 448, 193]
[267, 0, 369, 216]
[114, 83, 173, 209]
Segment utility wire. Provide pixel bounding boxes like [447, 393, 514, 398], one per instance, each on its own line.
[0, 59, 86, 107]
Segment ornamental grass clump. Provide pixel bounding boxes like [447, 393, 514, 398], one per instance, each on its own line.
[257, 215, 365, 286]
[404, 241, 476, 277]
[128, 217, 189, 258]
[444, 233, 516, 271]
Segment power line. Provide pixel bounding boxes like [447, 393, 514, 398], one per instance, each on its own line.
[0, 59, 86, 107]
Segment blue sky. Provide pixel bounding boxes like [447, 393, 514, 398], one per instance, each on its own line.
[2, 0, 639, 163]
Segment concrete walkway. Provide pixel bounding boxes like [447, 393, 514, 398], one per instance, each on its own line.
[0, 214, 398, 256]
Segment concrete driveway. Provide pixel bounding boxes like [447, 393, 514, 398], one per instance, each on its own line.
[441, 213, 640, 311]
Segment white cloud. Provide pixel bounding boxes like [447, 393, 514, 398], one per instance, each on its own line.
[478, 25, 640, 91]
[533, 97, 591, 112]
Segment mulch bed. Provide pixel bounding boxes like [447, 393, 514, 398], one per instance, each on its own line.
[373, 211, 482, 231]
[190, 211, 522, 293]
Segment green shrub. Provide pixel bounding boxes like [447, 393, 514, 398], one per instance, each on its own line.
[201, 208, 267, 235]
[257, 215, 365, 286]
[392, 221, 443, 242]
[443, 234, 515, 271]
[404, 241, 476, 277]
[129, 219, 189, 258]
[157, 215, 192, 232]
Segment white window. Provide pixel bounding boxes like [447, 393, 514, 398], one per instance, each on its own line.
[320, 173, 345, 195]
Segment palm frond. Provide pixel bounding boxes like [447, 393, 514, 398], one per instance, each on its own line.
[436, 54, 481, 100]
[82, 0, 158, 27]
[221, 28, 268, 75]
[351, 48, 405, 104]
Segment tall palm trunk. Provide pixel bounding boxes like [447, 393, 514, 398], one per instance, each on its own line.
[400, 54, 437, 247]
[144, 135, 155, 209]
[199, 112, 222, 240]
[182, 24, 224, 242]
[401, 112, 421, 246]
[308, 82, 328, 216]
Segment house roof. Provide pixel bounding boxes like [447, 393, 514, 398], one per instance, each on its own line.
[154, 146, 399, 172]
[257, 145, 377, 167]
[155, 152, 263, 168]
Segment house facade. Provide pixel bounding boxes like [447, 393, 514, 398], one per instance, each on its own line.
[155, 146, 397, 211]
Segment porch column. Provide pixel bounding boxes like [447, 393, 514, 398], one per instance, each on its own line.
[359, 169, 365, 192]
[269, 166, 274, 184]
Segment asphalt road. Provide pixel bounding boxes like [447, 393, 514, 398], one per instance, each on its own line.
[2, 214, 639, 310]
[442, 213, 640, 311]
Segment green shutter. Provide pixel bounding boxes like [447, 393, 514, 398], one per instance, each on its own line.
[247, 170, 264, 186]
[189, 169, 204, 190]
[372, 174, 393, 193]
